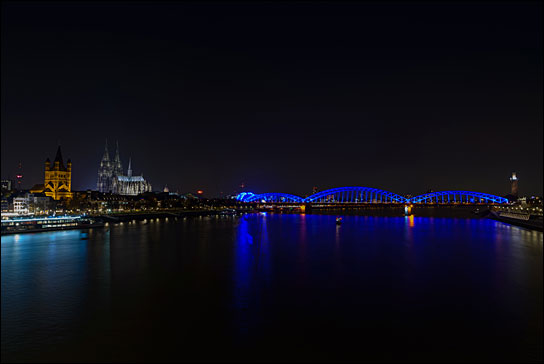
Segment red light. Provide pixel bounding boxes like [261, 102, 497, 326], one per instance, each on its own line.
[197, 190, 203, 194]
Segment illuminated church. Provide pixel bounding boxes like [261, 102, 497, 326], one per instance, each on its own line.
[31, 146, 73, 200]
[97, 141, 152, 195]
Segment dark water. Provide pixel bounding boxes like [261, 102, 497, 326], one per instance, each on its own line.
[1, 214, 542, 362]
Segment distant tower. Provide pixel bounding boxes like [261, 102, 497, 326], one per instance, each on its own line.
[15, 162, 23, 190]
[510, 172, 518, 197]
[163, 185, 169, 193]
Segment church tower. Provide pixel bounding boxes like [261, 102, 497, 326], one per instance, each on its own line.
[44, 145, 73, 200]
[112, 141, 123, 177]
[97, 140, 112, 192]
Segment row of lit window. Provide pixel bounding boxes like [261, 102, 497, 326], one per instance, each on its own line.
[43, 223, 78, 228]
[2, 219, 77, 226]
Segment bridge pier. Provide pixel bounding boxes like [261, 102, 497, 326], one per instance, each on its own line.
[302, 203, 312, 213]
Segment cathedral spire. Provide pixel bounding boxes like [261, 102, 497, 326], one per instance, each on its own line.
[54, 145, 65, 170]
[127, 157, 132, 177]
[113, 140, 123, 176]
[97, 139, 113, 192]
[101, 139, 110, 163]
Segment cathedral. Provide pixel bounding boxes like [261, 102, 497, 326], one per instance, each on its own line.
[97, 141, 152, 195]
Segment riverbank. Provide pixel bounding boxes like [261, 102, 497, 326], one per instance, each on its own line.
[488, 211, 543, 232]
[1, 210, 244, 235]
[3, 207, 542, 235]
[92, 209, 244, 222]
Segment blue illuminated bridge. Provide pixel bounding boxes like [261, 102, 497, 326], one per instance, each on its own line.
[236, 187, 508, 204]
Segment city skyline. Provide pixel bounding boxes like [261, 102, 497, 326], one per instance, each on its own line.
[1, 2, 542, 196]
[0, 139, 540, 198]
[2, 3, 542, 363]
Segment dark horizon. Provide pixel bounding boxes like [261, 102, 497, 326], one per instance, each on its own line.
[1, 1, 542, 197]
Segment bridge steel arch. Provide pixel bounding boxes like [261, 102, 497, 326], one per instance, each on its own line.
[408, 191, 508, 204]
[304, 187, 408, 203]
[235, 192, 256, 202]
[243, 193, 305, 203]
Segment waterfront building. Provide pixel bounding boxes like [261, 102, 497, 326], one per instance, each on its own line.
[25, 193, 55, 213]
[97, 141, 152, 196]
[13, 197, 28, 215]
[1, 198, 9, 212]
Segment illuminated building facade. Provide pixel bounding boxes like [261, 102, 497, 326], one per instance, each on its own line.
[112, 158, 152, 196]
[97, 141, 152, 196]
[13, 197, 28, 214]
[43, 146, 73, 200]
[1, 198, 8, 212]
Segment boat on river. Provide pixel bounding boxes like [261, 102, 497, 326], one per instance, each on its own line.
[1, 215, 104, 235]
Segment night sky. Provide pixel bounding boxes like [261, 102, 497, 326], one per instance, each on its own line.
[1, 1, 542, 197]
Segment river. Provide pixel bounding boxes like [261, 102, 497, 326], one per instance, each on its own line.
[1, 214, 542, 362]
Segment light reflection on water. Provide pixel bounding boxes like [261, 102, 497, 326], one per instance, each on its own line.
[233, 216, 252, 334]
[1, 215, 542, 362]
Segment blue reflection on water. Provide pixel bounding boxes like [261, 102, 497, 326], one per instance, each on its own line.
[230, 214, 542, 361]
[1, 229, 112, 361]
[1, 231, 88, 352]
[233, 217, 252, 334]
